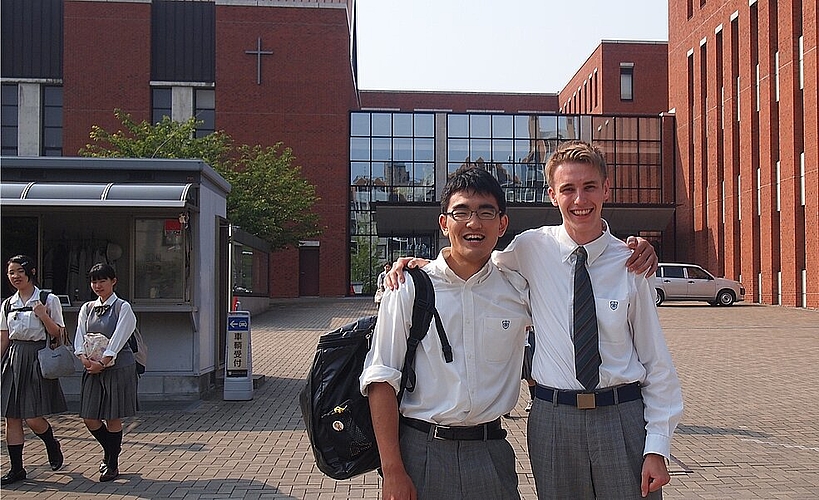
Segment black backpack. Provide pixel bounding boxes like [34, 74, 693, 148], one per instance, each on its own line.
[299, 267, 452, 480]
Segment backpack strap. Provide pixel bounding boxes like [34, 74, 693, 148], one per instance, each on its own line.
[4, 290, 51, 315]
[111, 298, 139, 353]
[397, 267, 452, 402]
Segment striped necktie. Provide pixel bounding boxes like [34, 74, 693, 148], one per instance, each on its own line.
[573, 246, 600, 391]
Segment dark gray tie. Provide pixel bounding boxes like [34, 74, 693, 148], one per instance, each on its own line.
[573, 246, 600, 391]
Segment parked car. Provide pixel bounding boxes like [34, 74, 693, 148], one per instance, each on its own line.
[654, 263, 745, 306]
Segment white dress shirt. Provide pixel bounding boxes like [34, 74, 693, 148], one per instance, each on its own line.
[494, 222, 683, 458]
[360, 249, 532, 426]
[74, 293, 136, 360]
[0, 287, 65, 341]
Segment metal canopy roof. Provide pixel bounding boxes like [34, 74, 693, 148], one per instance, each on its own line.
[1, 182, 196, 208]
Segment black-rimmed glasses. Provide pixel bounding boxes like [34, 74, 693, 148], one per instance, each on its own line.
[443, 208, 500, 221]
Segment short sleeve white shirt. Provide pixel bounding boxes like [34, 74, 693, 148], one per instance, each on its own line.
[0, 288, 65, 341]
[360, 249, 532, 426]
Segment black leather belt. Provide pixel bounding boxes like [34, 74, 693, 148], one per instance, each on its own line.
[400, 416, 507, 441]
[535, 382, 642, 410]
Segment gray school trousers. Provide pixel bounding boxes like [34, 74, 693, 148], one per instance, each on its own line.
[398, 421, 520, 500]
[527, 397, 662, 499]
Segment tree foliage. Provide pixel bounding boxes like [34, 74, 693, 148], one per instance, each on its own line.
[80, 109, 322, 249]
[350, 236, 379, 294]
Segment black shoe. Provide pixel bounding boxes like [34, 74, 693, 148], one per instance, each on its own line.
[48, 441, 64, 471]
[99, 460, 106, 473]
[1, 468, 27, 485]
[99, 467, 119, 482]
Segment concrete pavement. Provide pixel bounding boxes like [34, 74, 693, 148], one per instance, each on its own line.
[1, 298, 817, 499]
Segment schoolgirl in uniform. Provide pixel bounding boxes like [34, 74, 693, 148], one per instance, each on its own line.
[1, 255, 66, 485]
[74, 263, 138, 482]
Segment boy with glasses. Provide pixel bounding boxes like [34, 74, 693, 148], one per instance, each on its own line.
[360, 166, 531, 499]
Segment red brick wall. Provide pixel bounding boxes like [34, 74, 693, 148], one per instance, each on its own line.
[216, 5, 357, 297]
[559, 42, 669, 115]
[360, 91, 559, 113]
[668, 0, 818, 307]
[63, 1, 152, 155]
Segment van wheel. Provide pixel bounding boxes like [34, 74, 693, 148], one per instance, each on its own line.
[655, 289, 664, 306]
[717, 290, 735, 306]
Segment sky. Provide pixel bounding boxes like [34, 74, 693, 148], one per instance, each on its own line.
[355, 0, 669, 94]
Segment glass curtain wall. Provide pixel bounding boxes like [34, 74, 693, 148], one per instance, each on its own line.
[351, 111, 665, 291]
[350, 112, 436, 293]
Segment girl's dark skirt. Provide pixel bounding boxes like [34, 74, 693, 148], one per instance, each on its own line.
[1, 339, 68, 418]
[79, 348, 138, 420]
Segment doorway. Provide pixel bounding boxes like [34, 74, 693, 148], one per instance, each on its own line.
[299, 245, 320, 296]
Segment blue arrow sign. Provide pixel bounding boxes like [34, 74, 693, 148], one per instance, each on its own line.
[228, 317, 249, 331]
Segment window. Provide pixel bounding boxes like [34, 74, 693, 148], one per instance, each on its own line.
[1, 84, 18, 156]
[152, 87, 172, 124]
[686, 266, 711, 280]
[232, 243, 269, 295]
[663, 266, 685, 278]
[620, 63, 634, 101]
[195, 88, 215, 137]
[133, 218, 189, 301]
[41, 86, 62, 156]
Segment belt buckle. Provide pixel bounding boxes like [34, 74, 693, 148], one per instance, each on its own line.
[432, 424, 450, 440]
[577, 393, 596, 410]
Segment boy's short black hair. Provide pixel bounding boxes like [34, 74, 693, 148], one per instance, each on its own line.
[88, 263, 117, 281]
[440, 166, 507, 214]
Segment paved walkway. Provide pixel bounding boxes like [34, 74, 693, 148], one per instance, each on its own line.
[1, 298, 818, 499]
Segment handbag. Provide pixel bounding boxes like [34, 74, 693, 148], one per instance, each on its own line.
[37, 329, 76, 379]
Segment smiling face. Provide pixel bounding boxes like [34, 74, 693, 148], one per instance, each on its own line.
[548, 161, 610, 245]
[91, 277, 117, 302]
[439, 189, 508, 279]
[6, 262, 33, 293]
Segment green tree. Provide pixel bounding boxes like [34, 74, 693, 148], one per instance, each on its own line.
[81, 109, 322, 249]
[349, 236, 379, 294]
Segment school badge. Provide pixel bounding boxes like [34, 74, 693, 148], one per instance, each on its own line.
[609, 301, 618, 311]
[501, 320, 511, 329]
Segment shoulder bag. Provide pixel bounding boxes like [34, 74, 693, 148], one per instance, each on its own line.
[38, 327, 76, 379]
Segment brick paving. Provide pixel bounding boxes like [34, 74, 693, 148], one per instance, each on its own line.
[1, 297, 817, 499]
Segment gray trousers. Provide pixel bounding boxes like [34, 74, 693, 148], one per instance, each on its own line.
[527, 397, 662, 499]
[398, 421, 520, 500]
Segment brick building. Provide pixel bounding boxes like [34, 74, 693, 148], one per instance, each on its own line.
[3, 0, 815, 309]
[668, 0, 818, 307]
[559, 40, 669, 115]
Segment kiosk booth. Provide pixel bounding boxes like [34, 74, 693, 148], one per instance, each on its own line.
[1, 157, 232, 401]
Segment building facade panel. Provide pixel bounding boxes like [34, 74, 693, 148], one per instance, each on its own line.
[359, 91, 558, 114]
[804, 0, 819, 308]
[559, 42, 668, 115]
[215, 4, 356, 297]
[63, 0, 152, 155]
[668, 0, 817, 307]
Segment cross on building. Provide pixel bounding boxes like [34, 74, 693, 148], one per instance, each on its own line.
[245, 37, 273, 85]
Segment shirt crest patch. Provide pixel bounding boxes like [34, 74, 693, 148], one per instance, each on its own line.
[501, 320, 511, 329]
[609, 301, 619, 311]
